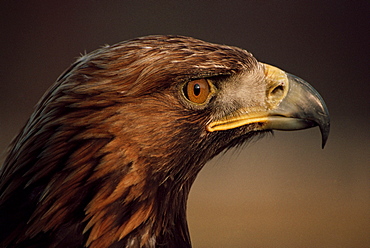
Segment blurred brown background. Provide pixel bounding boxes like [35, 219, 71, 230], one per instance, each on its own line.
[0, 1, 369, 247]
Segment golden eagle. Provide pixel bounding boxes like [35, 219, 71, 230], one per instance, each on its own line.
[0, 35, 329, 248]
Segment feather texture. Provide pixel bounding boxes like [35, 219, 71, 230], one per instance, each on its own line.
[0, 35, 327, 248]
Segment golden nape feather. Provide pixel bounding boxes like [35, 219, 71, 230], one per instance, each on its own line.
[0, 35, 329, 248]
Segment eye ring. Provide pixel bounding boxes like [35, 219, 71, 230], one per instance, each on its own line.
[184, 79, 211, 104]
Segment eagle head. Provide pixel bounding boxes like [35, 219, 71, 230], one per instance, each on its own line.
[0, 35, 329, 248]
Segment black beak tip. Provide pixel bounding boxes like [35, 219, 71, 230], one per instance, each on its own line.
[320, 121, 330, 149]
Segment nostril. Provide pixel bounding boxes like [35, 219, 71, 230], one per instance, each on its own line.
[271, 83, 285, 97]
[267, 82, 287, 107]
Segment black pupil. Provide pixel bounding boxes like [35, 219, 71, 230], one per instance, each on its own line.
[194, 84, 201, 96]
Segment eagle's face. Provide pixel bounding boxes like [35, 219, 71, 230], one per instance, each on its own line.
[71, 36, 328, 168]
[0, 35, 330, 248]
[49, 35, 329, 191]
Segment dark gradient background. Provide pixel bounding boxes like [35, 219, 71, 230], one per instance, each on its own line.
[0, 1, 369, 247]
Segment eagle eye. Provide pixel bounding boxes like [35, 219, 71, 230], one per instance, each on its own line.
[184, 79, 210, 104]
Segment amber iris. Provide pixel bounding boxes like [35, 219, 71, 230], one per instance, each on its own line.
[185, 79, 210, 104]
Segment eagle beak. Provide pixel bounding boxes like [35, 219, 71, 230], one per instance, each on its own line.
[206, 64, 330, 148]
